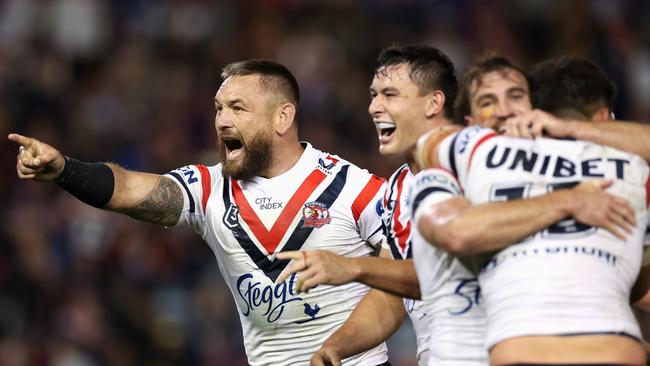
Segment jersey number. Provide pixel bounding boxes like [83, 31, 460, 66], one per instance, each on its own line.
[490, 182, 596, 239]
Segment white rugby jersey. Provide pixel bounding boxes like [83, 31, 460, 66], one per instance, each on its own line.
[380, 165, 431, 364]
[436, 126, 650, 348]
[409, 168, 488, 366]
[166, 143, 388, 366]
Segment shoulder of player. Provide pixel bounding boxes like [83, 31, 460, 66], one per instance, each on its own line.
[411, 168, 461, 194]
[449, 125, 499, 154]
[311, 148, 373, 176]
[166, 163, 223, 187]
[313, 150, 385, 198]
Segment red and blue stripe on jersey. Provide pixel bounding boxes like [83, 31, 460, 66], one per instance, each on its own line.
[223, 165, 349, 281]
[170, 159, 383, 281]
[384, 165, 413, 260]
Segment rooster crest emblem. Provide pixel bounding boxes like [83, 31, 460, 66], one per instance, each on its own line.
[302, 202, 332, 228]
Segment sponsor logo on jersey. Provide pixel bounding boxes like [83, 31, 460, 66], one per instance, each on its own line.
[480, 245, 618, 273]
[178, 165, 198, 184]
[294, 302, 322, 324]
[318, 155, 339, 171]
[302, 202, 332, 228]
[236, 272, 323, 324]
[254, 196, 284, 210]
[448, 278, 482, 316]
[237, 272, 302, 323]
[486, 145, 630, 179]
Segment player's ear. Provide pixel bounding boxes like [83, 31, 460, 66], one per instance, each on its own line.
[425, 90, 445, 118]
[464, 115, 476, 126]
[274, 102, 296, 135]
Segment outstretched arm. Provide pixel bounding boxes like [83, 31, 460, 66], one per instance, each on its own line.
[502, 109, 650, 161]
[310, 288, 406, 366]
[9, 133, 183, 226]
[568, 119, 650, 161]
[276, 248, 420, 299]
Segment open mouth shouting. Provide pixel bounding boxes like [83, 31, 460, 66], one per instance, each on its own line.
[221, 135, 245, 161]
[376, 121, 397, 144]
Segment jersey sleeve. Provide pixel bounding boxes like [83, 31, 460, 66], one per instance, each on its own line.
[437, 125, 498, 189]
[165, 164, 219, 237]
[409, 168, 462, 225]
[351, 174, 387, 248]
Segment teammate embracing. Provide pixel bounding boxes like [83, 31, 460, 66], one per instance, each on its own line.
[414, 53, 649, 365]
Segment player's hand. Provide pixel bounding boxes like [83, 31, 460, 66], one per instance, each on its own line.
[310, 346, 342, 366]
[8, 133, 65, 182]
[275, 250, 357, 293]
[569, 180, 636, 240]
[502, 109, 571, 139]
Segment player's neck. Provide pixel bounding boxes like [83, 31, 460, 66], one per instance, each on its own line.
[405, 154, 419, 174]
[261, 140, 305, 178]
[406, 116, 454, 174]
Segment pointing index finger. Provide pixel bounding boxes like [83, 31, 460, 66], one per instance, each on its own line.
[8, 133, 36, 149]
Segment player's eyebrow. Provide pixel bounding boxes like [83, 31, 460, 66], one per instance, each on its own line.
[214, 97, 247, 106]
[506, 86, 528, 95]
[475, 93, 496, 105]
[226, 98, 246, 105]
[370, 86, 400, 95]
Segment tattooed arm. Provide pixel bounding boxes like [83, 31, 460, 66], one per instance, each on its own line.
[106, 166, 183, 226]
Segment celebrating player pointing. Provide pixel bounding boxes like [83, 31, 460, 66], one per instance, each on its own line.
[10, 59, 390, 366]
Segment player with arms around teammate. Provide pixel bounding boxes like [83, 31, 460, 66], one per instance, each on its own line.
[403, 53, 640, 365]
[279, 48, 636, 366]
[415, 53, 648, 365]
[515, 55, 650, 342]
[497, 56, 650, 162]
[9, 60, 389, 366]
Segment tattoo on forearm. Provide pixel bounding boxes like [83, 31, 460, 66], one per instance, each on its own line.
[124, 177, 183, 226]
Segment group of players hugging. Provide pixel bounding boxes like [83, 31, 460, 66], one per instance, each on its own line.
[10, 44, 650, 365]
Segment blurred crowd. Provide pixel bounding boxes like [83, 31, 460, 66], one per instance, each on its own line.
[0, 0, 649, 365]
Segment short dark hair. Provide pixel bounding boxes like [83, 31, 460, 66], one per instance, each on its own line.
[374, 45, 458, 120]
[455, 52, 530, 123]
[221, 59, 300, 106]
[531, 57, 616, 120]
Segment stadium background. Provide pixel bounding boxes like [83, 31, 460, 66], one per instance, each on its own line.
[0, 0, 649, 365]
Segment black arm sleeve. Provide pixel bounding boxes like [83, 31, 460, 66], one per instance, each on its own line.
[54, 156, 115, 208]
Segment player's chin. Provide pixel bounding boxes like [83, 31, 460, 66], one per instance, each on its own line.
[222, 156, 245, 177]
[378, 142, 401, 157]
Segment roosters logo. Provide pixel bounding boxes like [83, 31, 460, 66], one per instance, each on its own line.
[301, 202, 331, 228]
